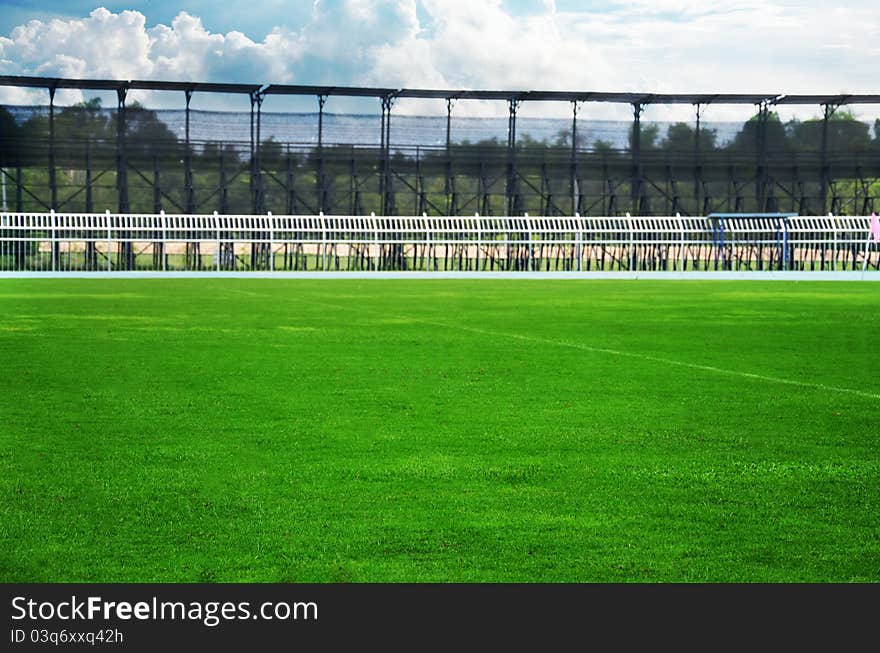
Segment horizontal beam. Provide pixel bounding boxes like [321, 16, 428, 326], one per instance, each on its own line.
[2, 75, 877, 106]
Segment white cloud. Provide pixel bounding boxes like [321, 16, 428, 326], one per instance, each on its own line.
[0, 8, 153, 96]
[0, 2, 878, 121]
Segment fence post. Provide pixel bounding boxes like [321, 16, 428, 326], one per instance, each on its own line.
[474, 212, 480, 272]
[782, 218, 789, 272]
[830, 213, 837, 272]
[730, 221, 736, 271]
[106, 210, 112, 272]
[161, 210, 167, 271]
[677, 213, 685, 272]
[320, 210, 326, 271]
[370, 212, 377, 271]
[626, 212, 633, 271]
[50, 209, 56, 272]
[215, 210, 220, 272]
[268, 211, 274, 272]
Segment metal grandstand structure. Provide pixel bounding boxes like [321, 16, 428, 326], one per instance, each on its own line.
[1, 211, 876, 274]
[1, 75, 879, 219]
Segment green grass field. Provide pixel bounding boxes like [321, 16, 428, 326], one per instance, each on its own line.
[1, 279, 878, 582]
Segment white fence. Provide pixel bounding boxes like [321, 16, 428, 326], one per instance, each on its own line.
[0, 211, 876, 274]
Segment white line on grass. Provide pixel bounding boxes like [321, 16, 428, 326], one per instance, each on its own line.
[227, 287, 880, 402]
[431, 322, 880, 402]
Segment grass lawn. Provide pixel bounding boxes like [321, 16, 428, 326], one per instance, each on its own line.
[0, 279, 878, 582]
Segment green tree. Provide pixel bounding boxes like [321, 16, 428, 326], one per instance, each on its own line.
[125, 101, 182, 163]
[0, 106, 22, 167]
[16, 98, 181, 166]
[787, 109, 871, 153]
[592, 139, 615, 154]
[726, 111, 789, 155]
[258, 137, 285, 167]
[553, 128, 588, 149]
[873, 118, 880, 154]
[199, 141, 242, 164]
[662, 122, 718, 153]
[629, 123, 659, 151]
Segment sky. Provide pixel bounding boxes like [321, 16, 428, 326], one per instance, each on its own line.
[0, 1, 878, 121]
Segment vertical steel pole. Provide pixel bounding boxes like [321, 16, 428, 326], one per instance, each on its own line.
[694, 103, 702, 215]
[631, 102, 643, 215]
[116, 87, 130, 268]
[379, 98, 386, 215]
[152, 154, 162, 267]
[755, 100, 769, 211]
[249, 92, 256, 213]
[50, 209, 56, 271]
[48, 86, 57, 211]
[386, 96, 393, 216]
[185, 89, 194, 214]
[48, 87, 59, 270]
[152, 154, 162, 213]
[571, 101, 579, 216]
[84, 137, 94, 269]
[215, 211, 221, 272]
[255, 92, 264, 214]
[506, 98, 519, 216]
[381, 95, 394, 216]
[117, 87, 129, 213]
[249, 93, 255, 159]
[819, 103, 836, 215]
[106, 209, 112, 272]
[15, 164, 22, 212]
[85, 139, 93, 213]
[317, 94, 327, 214]
[445, 97, 454, 216]
[219, 149, 228, 214]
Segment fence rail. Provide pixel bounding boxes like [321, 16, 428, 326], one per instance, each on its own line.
[0, 211, 876, 273]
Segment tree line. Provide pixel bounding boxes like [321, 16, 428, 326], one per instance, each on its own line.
[3, 99, 880, 171]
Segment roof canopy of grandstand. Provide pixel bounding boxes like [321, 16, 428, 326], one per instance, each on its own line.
[2, 74, 878, 221]
[2, 75, 879, 106]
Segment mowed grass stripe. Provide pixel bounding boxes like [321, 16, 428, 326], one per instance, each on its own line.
[226, 286, 880, 402]
[0, 279, 878, 582]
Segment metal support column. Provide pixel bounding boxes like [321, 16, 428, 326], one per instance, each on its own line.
[445, 97, 456, 215]
[152, 155, 162, 213]
[183, 89, 199, 269]
[251, 91, 264, 214]
[381, 95, 395, 216]
[249, 93, 255, 160]
[755, 100, 770, 211]
[48, 85, 57, 211]
[571, 100, 579, 215]
[506, 98, 521, 216]
[116, 87, 129, 213]
[116, 86, 132, 269]
[84, 139, 96, 269]
[15, 164, 22, 212]
[48, 86, 59, 270]
[219, 150, 229, 214]
[379, 98, 386, 214]
[819, 102, 838, 214]
[85, 140, 93, 213]
[249, 92, 256, 213]
[317, 94, 327, 213]
[286, 153, 297, 214]
[152, 153, 163, 269]
[694, 103, 703, 215]
[631, 102, 644, 214]
[184, 89, 195, 213]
